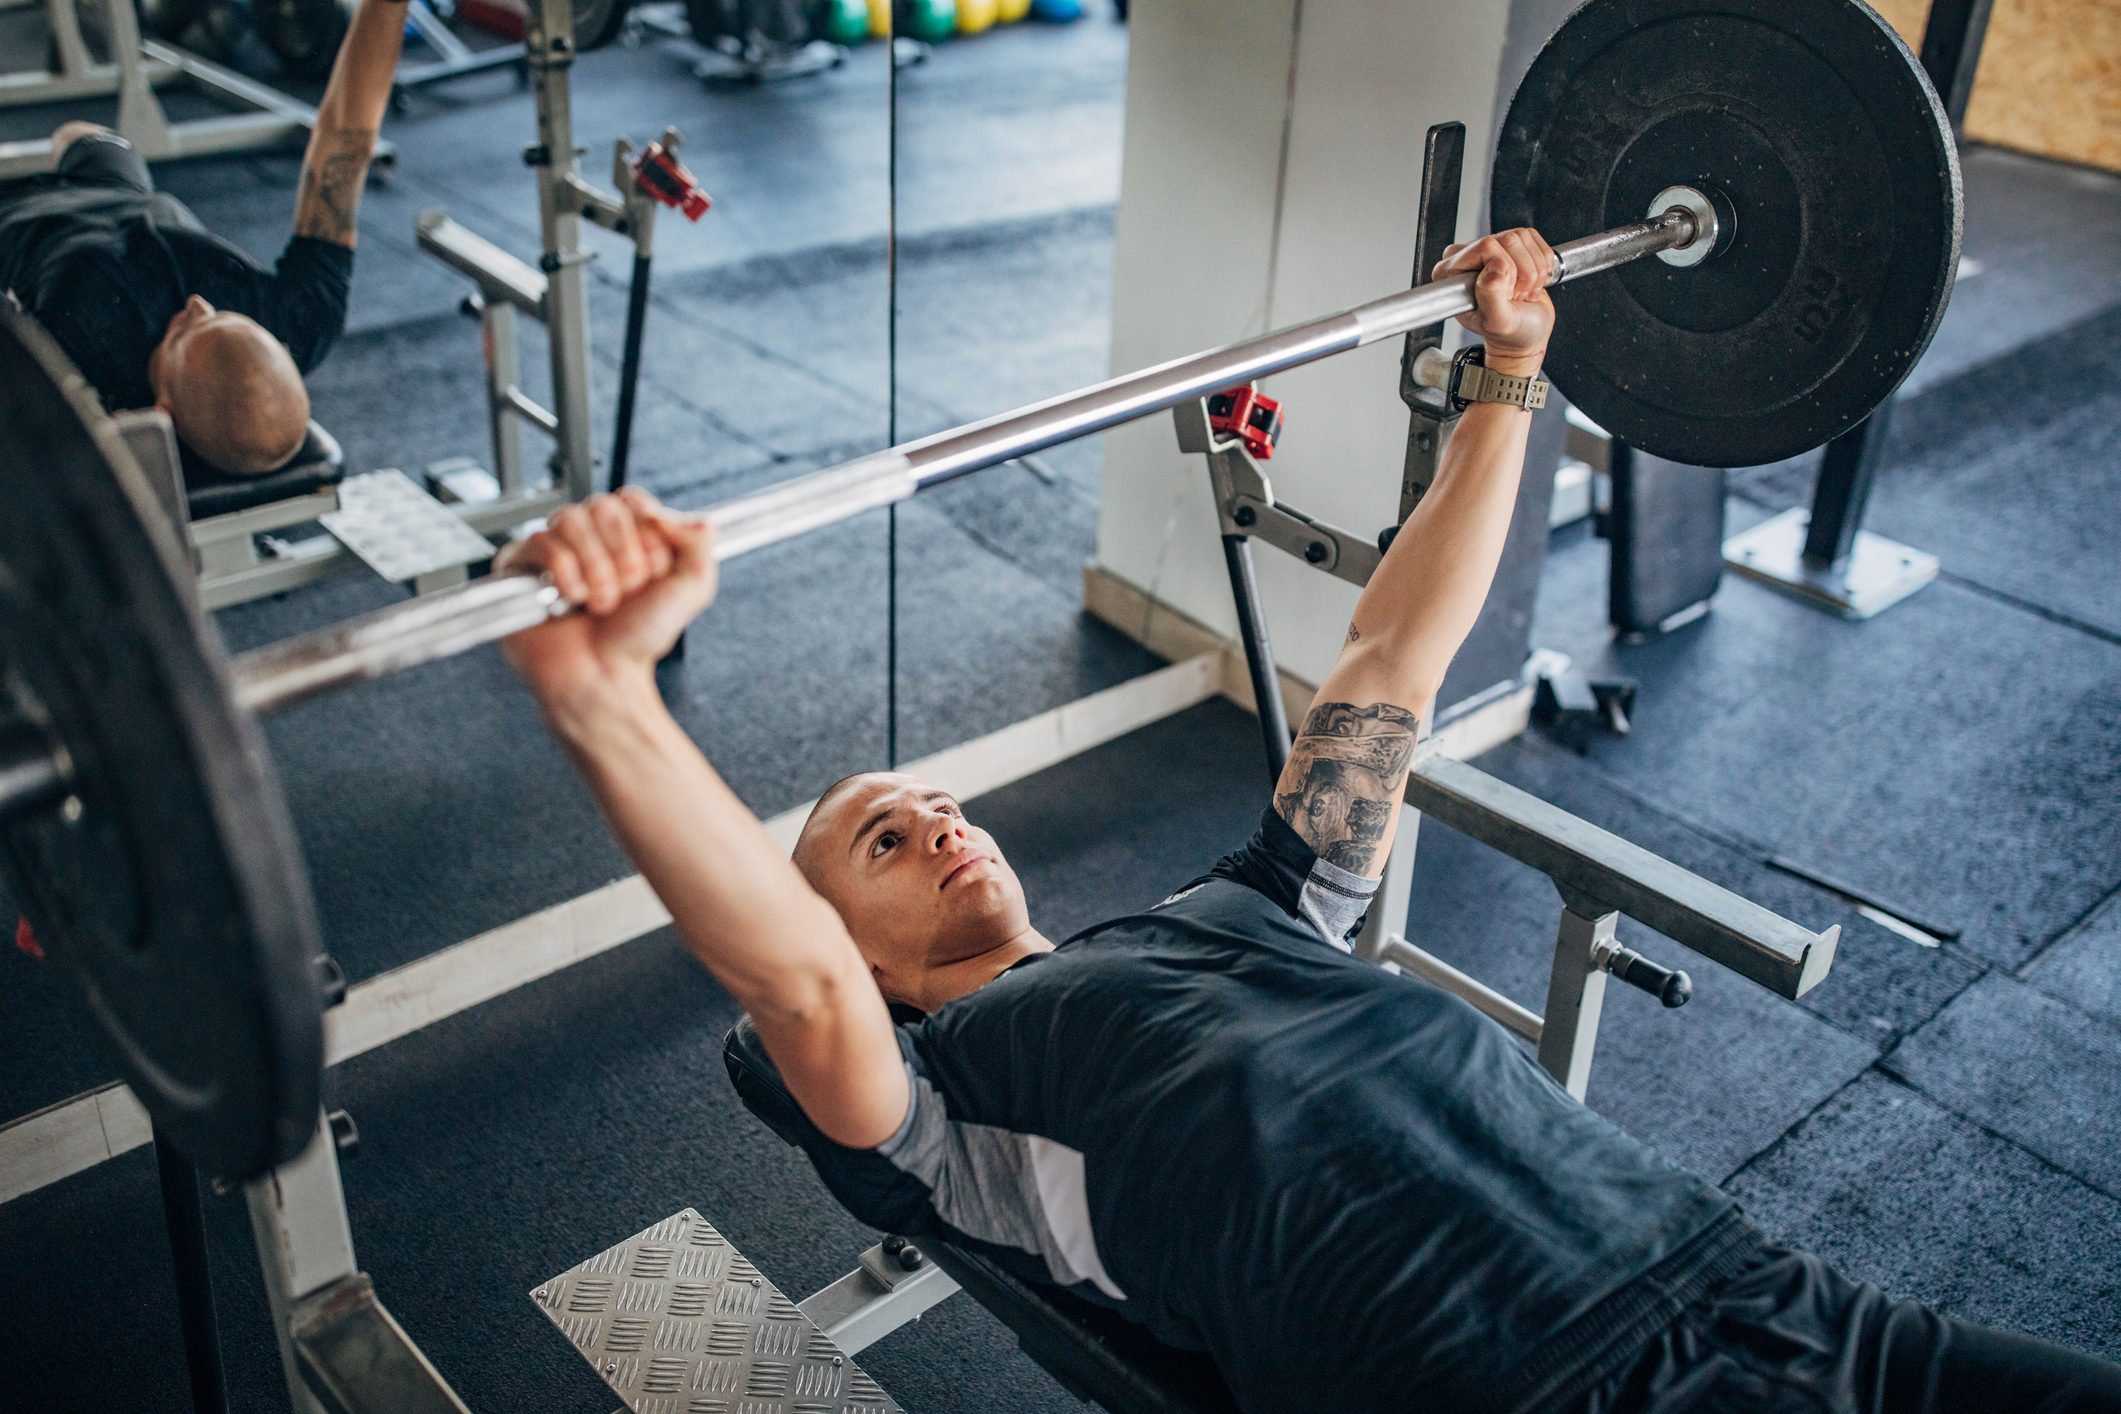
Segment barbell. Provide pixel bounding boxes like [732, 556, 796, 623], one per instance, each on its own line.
[0, 0, 1960, 1181]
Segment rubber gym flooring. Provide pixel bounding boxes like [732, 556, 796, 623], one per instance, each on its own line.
[3, 9, 2120, 1410]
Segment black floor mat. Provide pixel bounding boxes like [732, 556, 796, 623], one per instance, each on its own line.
[1732, 303, 2121, 639]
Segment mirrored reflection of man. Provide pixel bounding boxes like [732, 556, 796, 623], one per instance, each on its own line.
[0, 0, 407, 476]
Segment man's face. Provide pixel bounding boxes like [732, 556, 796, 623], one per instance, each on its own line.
[801, 773, 1030, 999]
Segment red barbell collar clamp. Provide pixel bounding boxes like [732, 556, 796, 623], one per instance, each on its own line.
[634, 144, 712, 223]
[1206, 386, 1284, 460]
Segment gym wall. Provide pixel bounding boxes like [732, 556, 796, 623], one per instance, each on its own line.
[1093, 0, 1513, 694]
[1872, 0, 2119, 171]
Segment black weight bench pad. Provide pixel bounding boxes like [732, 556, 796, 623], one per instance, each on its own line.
[182, 421, 346, 520]
[723, 1017, 1243, 1414]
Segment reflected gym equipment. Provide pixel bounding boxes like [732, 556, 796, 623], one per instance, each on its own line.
[252, 0, 627, 81]
[0, 0, 376, 180]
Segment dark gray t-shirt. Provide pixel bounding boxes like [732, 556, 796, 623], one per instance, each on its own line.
[729, 809, 1755, 1413]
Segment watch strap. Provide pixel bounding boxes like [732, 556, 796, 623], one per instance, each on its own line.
[1449, 347, 1550, 411]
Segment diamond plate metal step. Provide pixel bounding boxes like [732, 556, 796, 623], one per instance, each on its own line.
[531, 1209, 901, 1414]
[321, 470, 497, 586]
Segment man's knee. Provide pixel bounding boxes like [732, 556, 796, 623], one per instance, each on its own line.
[49, 122, 112, 166]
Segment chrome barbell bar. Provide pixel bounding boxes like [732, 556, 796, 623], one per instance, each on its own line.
[228, 204, 1706, 716]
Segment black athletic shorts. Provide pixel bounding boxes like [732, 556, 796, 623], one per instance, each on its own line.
[1569, 1241, 2121, 1414]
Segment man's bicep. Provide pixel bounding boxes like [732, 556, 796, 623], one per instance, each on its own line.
[1272, 694, 1420, 878]
[748, 948, 911, 1152]
[267, 238, 352, 372]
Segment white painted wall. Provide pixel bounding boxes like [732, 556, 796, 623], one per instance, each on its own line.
[1095, 0, 1516, 690]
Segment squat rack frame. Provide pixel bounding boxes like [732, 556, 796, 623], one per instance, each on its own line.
[1176, 124, 1835, 1101]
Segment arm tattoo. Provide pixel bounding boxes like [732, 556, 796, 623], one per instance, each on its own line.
[1273, 700, 1419, 875]
[293, 128, 375, 247]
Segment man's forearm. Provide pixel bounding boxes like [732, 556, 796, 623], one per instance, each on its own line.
[546, 671, 910, 1147]
[1335, 353, 1539, 708]
[292, 0, 406, 246]
[544, 672, 860, 1016]
[317, 0, 406, 134]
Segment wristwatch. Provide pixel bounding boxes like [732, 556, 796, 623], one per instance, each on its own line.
[1448, 346, 1549, 412]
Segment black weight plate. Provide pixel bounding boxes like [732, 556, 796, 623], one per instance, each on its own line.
[0, 307, 322, 1181]
[1493, 0, 1961, 467]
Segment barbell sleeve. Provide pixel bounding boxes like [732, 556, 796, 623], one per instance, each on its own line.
[226, 206, 1702, 717]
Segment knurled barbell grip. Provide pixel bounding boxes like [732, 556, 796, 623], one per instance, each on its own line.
[1607, 946, 1693, 1008]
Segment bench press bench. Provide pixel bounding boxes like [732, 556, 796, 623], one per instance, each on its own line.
[109, 406, 508, 609]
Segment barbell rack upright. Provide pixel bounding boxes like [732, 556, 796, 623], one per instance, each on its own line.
[224, 207, 1703, 718]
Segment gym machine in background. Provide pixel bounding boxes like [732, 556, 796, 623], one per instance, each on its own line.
[0, 0, 1955, 1405]
[156, 0, 706, 613]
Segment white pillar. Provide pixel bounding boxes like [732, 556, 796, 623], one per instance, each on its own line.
[1096, 0, 1518, 690]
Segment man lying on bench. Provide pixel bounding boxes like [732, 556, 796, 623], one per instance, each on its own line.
[0, 0, 405, 476]
[498, 231, 2121, 1414]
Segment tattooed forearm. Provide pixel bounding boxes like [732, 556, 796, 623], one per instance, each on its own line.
[1273, 700, 1419, 875]
[292, 128, 376, 247]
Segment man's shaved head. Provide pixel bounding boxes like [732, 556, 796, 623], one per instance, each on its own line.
[792, 771, 1035, 1006]
[792, 772, 888, 898]
[149, 297, 309, 476]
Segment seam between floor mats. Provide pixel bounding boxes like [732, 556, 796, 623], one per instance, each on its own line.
[1930, 570, 2121, 648]
[1716, 1068, 1877, 1189]
[2014, 883, 2121, 977]
[1504, 734, 1987, 1043]
[1867, 1059, 2121, 1207]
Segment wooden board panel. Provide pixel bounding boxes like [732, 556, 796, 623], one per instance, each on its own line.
[1873, 0, 2120, 171]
